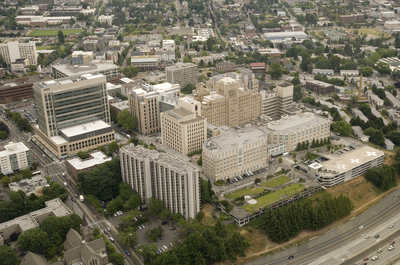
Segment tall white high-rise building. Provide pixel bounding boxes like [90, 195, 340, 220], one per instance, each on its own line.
[0, 41, 38, 65]
[120, 145, 201, 220]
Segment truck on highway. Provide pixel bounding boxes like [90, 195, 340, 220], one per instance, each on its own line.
[79, 195, 84, 202]
[63, 182, 67, 187]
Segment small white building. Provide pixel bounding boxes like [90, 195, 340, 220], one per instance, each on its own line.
[162, 39, 176, 49]
[11, 58, 29, 72]
[312, 69, 334, 75]
[340, 70, 359, 76]
[382, 11, 395, 18]
[97, 15, 114, 25]
[277, 11, 286, 17]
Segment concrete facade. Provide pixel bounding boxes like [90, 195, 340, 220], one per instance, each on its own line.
[0, 41, 38, 65]
[0, 142, 31, 175]
[120, 145, 201, 220]
[165, 63, 198, 88]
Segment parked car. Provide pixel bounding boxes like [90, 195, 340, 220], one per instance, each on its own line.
[125, 250, 131, 256]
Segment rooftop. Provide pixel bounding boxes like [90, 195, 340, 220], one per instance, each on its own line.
[51, 61, 118, 76]
[318, 145, 384, 175]
[67, 151, 111, 170]
[266, 113, 330, 132]
[60, 120, 111, 138]
[306, 80, 334, 88]
[36, 74, 105, 89]
[0, 142, 29, 157]
[204, 127, 266, 152]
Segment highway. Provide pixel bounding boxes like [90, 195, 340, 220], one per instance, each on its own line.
[0, 107, 143, 265]
[245, 189, 400, 265]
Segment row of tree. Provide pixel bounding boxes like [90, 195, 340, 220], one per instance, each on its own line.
[4, 109, 32, 132]
[366, 165, 397, 192]
[295, 138, 330, 151]
[255, 194, 353, 243]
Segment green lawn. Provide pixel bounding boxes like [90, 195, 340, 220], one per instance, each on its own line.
[352, 28, 390, 37]
[28, 29, 83, 36]
[261, 176, 291, 187]
[242, 183, 305, 212]
[225, 187, 265, 199]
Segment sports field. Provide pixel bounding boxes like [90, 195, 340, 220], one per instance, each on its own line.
[28, 29, 83, 36]
[352, 28, 390, 37]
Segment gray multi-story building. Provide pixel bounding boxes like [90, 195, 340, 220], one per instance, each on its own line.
[120, 144, 201, 220]
[260, 83, 295, 119]
[33, 74, 115, 158]
[165, 63, 198, 88]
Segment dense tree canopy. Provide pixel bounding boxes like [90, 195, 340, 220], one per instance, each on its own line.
[79, 157, 121, 201]
[117, 109, 137, 131]
[366, 165, 397, 192]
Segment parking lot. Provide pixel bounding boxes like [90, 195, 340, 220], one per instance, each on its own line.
[226, 167, 268, 185]
[11, 103, 37, 125]
[109, 213, 181, 254]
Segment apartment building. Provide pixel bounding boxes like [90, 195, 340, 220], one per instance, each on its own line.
[165, 63, 198, 88]
[339, 14, 364, 23]
[120, 145, 201, 220]
[215, 61, 236, 72]
[264, 112, 331, 152]
[161, 108, 206, 155]
[0, 41, 37, 65]
[71, 51, 94, 64]
[33, 74, 115, 158]
[129, 83, 181, 135]
[0, 198, 72, 246]
[201, 76, 261, 127]
[0, 142, 31, 175]
[130, 55, 159, 71]
[203, 126, 268, 181]
[312, 69, 334, 75]
[51, 60, 120, 83]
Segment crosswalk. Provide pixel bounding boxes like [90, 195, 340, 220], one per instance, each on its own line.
[88, 219, 107, 226]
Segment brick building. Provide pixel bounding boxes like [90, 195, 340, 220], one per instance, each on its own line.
[305, 80, 335, 94]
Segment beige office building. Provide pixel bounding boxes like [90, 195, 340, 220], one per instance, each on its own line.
[265, 112, 331, 153]
[161, 108, 206, 155]
[203, 126, 268, 181]
[120, 145, 201, 220]
[33, 74, 115, 158]
[201, 76, 261, 127]
[165, 62, 198, 88]
[128, 83, 180, 135]
[206, 70, 259, 93]
[260, 82, 295, 119]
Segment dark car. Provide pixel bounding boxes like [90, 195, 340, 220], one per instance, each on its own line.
[71, 197, 76, 202]
[159, 236, 163, 240]
[375, 235, 380, 238]
[154, 238, 158, 242]
[125, 250, 131, 256]
[161, 221, 168, 225]
[288, 255, 294, 259]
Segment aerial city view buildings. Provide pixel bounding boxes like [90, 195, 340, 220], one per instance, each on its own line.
[2, 0, 400, 264]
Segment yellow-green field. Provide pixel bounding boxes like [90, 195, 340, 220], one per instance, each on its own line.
[225, 187, 265, 199]
[261, 176, 291, 187]
[242, 183, 305, 211]
[352, 28, 390, 37]
[28, 29, 83, 36]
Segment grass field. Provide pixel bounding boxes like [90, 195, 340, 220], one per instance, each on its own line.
[225, 187, 265, 199]
[352, 28, 390, 37]
[28, 29, 83, 36]
[242, 183, 305, 211]
[261, 176, 291, 187]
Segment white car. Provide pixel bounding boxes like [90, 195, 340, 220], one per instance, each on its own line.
[389, 245, 395, 251]
[390, 224, 394, 229]
[142, 224, 145, 229]
[371, 255, 378, 261]
[359, 225, 364, 229]
[365, 235, 370, 239]
[377, 249, 382, 253]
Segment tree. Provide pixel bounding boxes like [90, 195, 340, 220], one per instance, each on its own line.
[12, 112, 22, 122]
[124, 194, 141, 210]
[108, 141, 119, 155]
[28, 65, 37, 72]
[386, 131, 400, 145]
[141, 244, 158, 261]
[0, 131, 8, 139]
[291, 75, 300, 86]
[22, 168, 33, 179]
[214, 219, 227, 238]
[122, 66, 139, 78]
[268, 62, 283, 79]
[58, 30, 65, 44]
[109, 253, 125, 265]
[182, 83, 196, 94]
[76, 151, 90, 160]
[364, 127, 385, 145]
[148, 198, 165, 217]
[0, 244, 18, 265]
[118, 227, 138, 246]
[332, 120, 352, 136]
[360, 66, 373, 76]
[1, 176, 11, 187]
[117, 109, 137, 131]
[292, 151, 297, 158]
[278, 157, 283, 163]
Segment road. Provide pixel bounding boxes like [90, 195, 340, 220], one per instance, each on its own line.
[0, 106, 143, 265]
[245, 189, 400, 265]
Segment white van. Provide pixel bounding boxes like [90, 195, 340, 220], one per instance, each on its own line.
[109, 237, 114, 242]
[282, 152, 289, 156]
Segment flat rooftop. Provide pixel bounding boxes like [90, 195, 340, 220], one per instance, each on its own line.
[60, 120, 111, 138]
[0, 142, 29, 157]
[110, 100, 129, 111]
[306, 80, 334, 87]
[52, 61, 118, 76]
[36, 74, 105, 89]
[67, 151, 111, 170]
[318, 145, 384, 175]
[31, 198, 72, 218]
[266, 112, 330, 132]
[204, 127, 266, 152]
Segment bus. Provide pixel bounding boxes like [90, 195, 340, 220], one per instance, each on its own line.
[32, 171, 41, 176]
